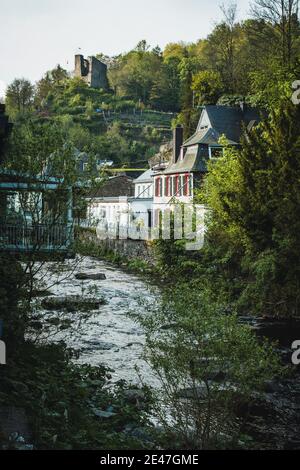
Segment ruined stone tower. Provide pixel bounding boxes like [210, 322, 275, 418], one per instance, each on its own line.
[75, 55, 109, 90]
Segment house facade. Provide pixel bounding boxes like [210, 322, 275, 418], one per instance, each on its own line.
[0, 169, 74, 254]
[85, 175, 134, 237]
[130, 169, 154, 233]
[152, 126, 193, 224]
[83, 104, 261, 241]
[152, 104, 261, 224]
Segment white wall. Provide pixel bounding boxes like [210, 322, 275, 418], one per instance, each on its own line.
[134, 182, 153, 199]
[87, 198, 130, 227]
[130, 198, 153, 229]
[197, 109, 210, 130]
[153, 174, 193, 204]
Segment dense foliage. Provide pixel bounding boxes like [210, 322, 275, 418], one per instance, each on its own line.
[138, 286, 281, 449]
[5, 2, 300, 167]
[198, 100, 300, 317]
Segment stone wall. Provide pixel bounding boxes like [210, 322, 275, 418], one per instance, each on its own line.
[74, 55, 109, 90]
[79, 229, 157, 266]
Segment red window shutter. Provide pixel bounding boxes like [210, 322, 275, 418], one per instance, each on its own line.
[155, 178, 159, 197]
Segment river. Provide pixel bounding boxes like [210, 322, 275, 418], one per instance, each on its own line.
[34, 255, 159, 386]
[33, 254, 300, 448]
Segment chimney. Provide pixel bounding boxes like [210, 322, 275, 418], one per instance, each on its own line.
[173, 125, 183, 164]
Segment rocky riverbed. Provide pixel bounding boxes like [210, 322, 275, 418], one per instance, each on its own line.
[31, 255, 300, 449]
[32, 255, 159, 385]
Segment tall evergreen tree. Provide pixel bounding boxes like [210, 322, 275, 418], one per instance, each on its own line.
[201, 100, 300, 316]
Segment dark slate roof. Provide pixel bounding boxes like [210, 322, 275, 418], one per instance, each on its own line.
[87, 175, 134, 198]
[133, 169, 154, 183]
[184, 105, 262, 148]
[183, 127, 238, 147]
[0, 168, 64, 184]
[162, 145, 209, 175]
[155, 105, 263, 175]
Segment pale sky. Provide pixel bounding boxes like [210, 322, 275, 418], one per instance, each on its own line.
[0, 0, 251, 97]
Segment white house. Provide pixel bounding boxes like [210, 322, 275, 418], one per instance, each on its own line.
[85, 176, 134, 234]
[152, 105, 262, 226]
[152, 126, 194, 226]
[130, 169, 154, 231]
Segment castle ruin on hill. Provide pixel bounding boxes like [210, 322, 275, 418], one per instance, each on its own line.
[75, 55, 109, 90]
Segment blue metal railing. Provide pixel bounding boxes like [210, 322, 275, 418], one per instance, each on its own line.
[0, 223, 71, 252]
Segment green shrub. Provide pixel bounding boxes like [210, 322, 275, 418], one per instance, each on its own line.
[138, 286, 282, 449]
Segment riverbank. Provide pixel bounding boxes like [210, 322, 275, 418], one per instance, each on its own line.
[1, 246, 300, 450]
[75, 227, 157, 277]
[0, 254, 158, 450]
[0, 341, 156, 450]
[74, 238, 300, 450]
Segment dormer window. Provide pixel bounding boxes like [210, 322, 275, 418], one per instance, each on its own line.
[209, 146, 224, 160]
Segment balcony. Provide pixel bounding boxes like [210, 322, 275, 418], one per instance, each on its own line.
[0, 223, 72, 253]
[0, 169, 74, 256]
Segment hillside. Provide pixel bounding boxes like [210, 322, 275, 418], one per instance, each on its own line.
[35, 77, 176, 168]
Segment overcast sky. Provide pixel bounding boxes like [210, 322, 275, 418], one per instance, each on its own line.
[0, 0, 250, 97]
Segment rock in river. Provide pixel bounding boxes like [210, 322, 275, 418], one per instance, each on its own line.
[93, 409, 116, 419]
[41, 295, 105, 312]
[75, 273, 106, 281]
[31, 289, 54, 298]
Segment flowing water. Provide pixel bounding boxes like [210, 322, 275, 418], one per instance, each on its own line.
[35, 256, 159, 385]
[33, 255, 300, 447]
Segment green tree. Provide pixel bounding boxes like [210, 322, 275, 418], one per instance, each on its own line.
[50, 64, 69, 84]
[5, 78, 34, 117]
[140, 286, 280, 449]
[200, 101, 300, 317]
[85, 99, 94, 119]
[108, 41, 162, 103]
[251, 0, 300, 68]
[204, 3, 239, 93]
[35, 65, 69, 102]
[177, 54, 198, 139]
[150, 57, 181, 111]
[192, 70, 223, 105]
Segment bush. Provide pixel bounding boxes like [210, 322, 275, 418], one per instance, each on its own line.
[0, 254, 25, 346]
[114, 100, 136, 112]
[138, 286, 281, 449]
[0, 341, 153, 449]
